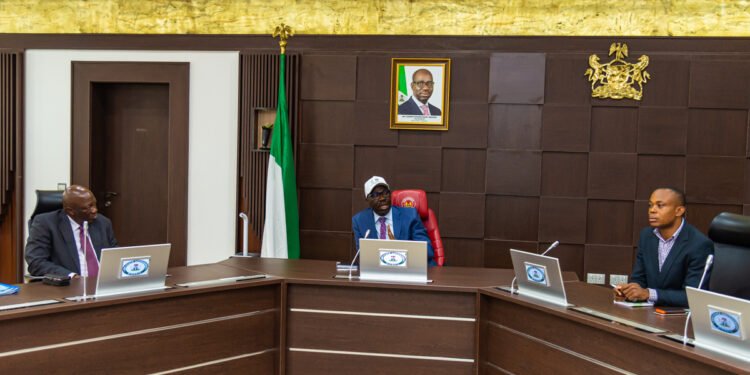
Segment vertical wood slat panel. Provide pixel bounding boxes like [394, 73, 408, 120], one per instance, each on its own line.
[0, 52, 17, 221]
[237, 52, 300, 252]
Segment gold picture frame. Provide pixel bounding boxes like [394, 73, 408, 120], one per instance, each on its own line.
[389, 58, 451, 131]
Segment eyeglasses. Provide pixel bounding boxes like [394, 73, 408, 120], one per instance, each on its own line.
[412, 81, 435, 89]
[368, 189, 391, 199]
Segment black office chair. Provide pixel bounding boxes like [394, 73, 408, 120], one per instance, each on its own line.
[28, 190, 64, 230]
[707, 212, 750, 300]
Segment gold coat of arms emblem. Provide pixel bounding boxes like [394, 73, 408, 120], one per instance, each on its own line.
[585, 43, 650, 101]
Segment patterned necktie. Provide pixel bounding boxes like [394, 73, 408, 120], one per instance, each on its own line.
[79, 226, 99, 279]
[378, 217, 386, 239]
[420, 104, 430, 116]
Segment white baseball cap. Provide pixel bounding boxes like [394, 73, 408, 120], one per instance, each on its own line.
[364, 176, 390, 198]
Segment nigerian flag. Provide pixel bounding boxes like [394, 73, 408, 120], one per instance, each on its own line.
[398, 64, 409, 105]
[261, 53, 300, 259]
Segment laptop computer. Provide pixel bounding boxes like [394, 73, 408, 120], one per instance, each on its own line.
[67, 244, 171, 300]
[686, 286, 750, 362]
[358, 238, 429, 283]
[506, 248, 570, 307]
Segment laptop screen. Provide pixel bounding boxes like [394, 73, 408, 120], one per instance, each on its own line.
[358, 239, 428, 283]
[95, 243, 171, 297]
[509, 249, 569, 307]
[687, 286, 750, 362]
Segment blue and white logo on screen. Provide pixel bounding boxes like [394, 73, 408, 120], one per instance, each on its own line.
[709, 307, 743, 339]
[120, 257, 150, 278]
[379, 250, 408, 267]
[524, 262, 549, 286]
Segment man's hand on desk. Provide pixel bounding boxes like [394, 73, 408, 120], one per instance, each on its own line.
[616, 283, 649, 302]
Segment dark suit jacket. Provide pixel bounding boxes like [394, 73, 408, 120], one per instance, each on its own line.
[352, 206, 436, 266]
[630, 222, 713, 307]
[398, 97, 442, 116]
[25, 209, 117, 276]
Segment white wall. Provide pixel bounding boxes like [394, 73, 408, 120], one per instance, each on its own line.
[24, 50, 239, 265]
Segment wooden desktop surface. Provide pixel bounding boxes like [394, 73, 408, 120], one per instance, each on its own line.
[0, 258, 747, 374]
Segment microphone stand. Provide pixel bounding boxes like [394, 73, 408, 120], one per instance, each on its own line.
[349, 230, 370, 280]
[683, 254, 714, 345]
[81, 221, 89, 300]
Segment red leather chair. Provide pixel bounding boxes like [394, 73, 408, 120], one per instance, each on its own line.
[391, 189, 445, 266]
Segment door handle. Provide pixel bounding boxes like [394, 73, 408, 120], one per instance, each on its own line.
[103, 191, 118, 207]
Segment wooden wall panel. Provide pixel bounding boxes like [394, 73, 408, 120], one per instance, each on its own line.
[238, 44, 750, 283]
[489, 53, 545, 104]
[300, 101, 354, 145]
[586, 200, 634, 246]
[635, 155, 686, 200]
[538, 197, 587, 244]
[687, 109, 747, 156]
[689, 60, 750, 109]
[0, 52, 20, 283]
[441, 149, 486, 193]
[686, 156, 744, 204]
[540, 152, 588, 197]
[451, 55, 490, 102]
[541, 105, 591, 152]
[587, 153, 637, 200]
[637, 107, 688, 154]
[440, 102, 488, 148]
[438, 193, 485, 238]
[487, 104, 542, 150]
[485, 150, 541, 196]
[441, 238, 484, 267]
[590, 107, 638, 152]
[300, 55, 357, 101]
[485, 196, 539, 241]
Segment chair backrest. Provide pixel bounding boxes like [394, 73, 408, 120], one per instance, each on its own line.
[391, 189, 445, 266]
[28, 190, 64, 230]
[708, 212, 750, 300]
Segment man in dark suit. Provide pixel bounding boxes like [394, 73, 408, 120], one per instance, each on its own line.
[352, 176, 435, 266]
[398, 69, 442, 116]
[25, 185, 117, 277]
[615, 187, 713, 307]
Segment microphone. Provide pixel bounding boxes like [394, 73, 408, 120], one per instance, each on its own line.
[82, 221, 89, 299]
[683, 254, 714, 345]
[349, 229, 370, 280]
[511, 241, 560, 294]
[540, 241, 560, 256]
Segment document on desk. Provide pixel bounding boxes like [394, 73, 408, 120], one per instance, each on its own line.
[614, 300, 654, 308]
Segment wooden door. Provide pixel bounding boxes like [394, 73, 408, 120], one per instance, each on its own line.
[71, 62, 189, 266]
[90, 83, 169, 247]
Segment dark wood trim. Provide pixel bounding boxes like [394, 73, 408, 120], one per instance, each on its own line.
[71, 61, 189, 266]
[14, 51, 23, 283]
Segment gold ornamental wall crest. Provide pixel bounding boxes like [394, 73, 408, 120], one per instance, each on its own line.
[585, 43, 650, 101]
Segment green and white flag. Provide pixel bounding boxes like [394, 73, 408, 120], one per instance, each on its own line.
[398, 64, 409, 105]
[261, 53, 300, 259]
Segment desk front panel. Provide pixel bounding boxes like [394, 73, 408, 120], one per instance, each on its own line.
[0, 284, 280, 374]
[479, 290, 741, 375]
[286, 283, 477, 374]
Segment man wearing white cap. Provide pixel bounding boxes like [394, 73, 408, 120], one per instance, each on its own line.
[352, 176, 435, 266]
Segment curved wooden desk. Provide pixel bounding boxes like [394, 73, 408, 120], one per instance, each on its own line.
[1, 258, 747, 374]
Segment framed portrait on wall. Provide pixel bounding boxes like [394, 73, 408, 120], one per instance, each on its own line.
[390, 58, 451, 131]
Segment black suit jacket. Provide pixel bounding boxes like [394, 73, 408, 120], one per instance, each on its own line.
[25, 209, 117, 276]
[630, 222, 713, 307]
[398, 97, 442, 116]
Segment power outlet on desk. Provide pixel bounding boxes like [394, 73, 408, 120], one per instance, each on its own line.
[586, 273, 605, 284]
[609, 274, 629, 285]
